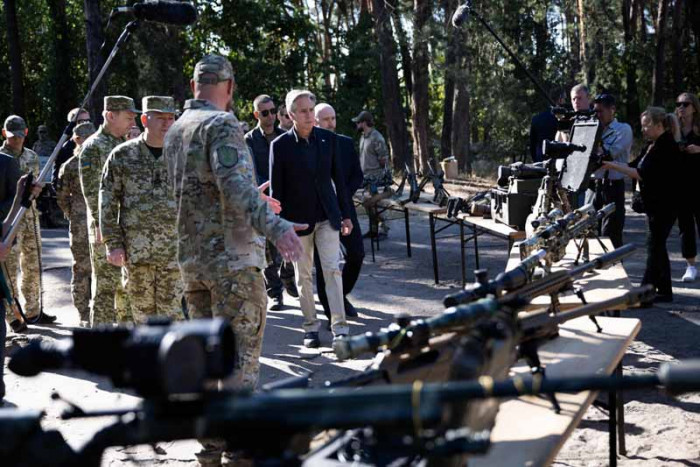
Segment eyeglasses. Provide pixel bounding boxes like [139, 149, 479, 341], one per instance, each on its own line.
[676, 102, 692, 108]
[259, 108, 277, 117]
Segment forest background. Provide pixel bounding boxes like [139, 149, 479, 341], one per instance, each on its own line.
[1, 0, 698, 175]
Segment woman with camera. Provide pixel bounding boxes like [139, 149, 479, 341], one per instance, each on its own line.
[602, 107, 682, 303]
[675, 93, 700, 283]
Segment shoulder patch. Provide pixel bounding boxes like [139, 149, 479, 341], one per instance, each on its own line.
[217, 146, 239, 168]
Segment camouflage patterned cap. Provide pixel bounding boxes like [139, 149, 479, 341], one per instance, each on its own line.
[142, 96, 177, 114]
[351, 110, 374, 125]
[104, 96, 141, 113]
[194, 54, 234, 84]
[3, 115, 28, 138]
[73, 122, 96, 139]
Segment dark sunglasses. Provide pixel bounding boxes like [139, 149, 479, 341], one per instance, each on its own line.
[260, 108, 277, 117]
[676, 102, 692, 108]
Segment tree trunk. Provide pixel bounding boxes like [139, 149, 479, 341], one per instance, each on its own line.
[671, 0, 684, 96]
[370, 0, 411, 172]
[577, 0, 590, 83]
[688, 0, 700, 76]
[623, 0, 641, 133]
[389, 0, 413, 98]
[440, 0, 456, 160]
[651, 0, 669, 105]
[410, 0, 431, 173]
[84, 0, 107, 123]
[452, 26, 470, 174]
[4, 0, 26, 116]
[47, 0, 75, 128]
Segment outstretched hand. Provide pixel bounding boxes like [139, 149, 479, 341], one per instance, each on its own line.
[258, 181, 281, 214]
[275, 223, 308, 262]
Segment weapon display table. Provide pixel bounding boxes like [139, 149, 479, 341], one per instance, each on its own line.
[471, 315, 641, 467]
[421, 211, 525, 286]
[491, 236, 636, 466]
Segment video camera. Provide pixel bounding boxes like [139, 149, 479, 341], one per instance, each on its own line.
[9, 318, 235, 397]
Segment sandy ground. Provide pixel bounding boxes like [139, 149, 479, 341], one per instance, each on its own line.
[3, 194, 700, 465]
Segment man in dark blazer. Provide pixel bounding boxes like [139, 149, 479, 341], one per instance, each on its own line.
[270, 90, 353, 348]
[313, 103, 364, 320]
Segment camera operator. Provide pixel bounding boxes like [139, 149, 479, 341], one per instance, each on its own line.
[583, 93, 632, 248]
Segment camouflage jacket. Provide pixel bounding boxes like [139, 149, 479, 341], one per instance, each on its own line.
[0, 143, 40, 212]
[359, 128, 389, 177]
[32, 139, 57, 158]
[78, 125, 125, 242]
[164, 99, 293, 281]
[56, 153, 87, 223]
[0, 142, 40, 176]
[100, 135, 178, 266]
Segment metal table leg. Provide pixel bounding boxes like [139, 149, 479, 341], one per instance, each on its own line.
[429, 213, 439, 284]
[460, 219, 466, 287]
[609, 386, 618, 466]
[404, 207, 411, 258]
[473, 226, 480, 270]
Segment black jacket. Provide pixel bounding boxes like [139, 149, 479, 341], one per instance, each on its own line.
[0, 153, 21, 221]
[270, 127, 350, 236]
[337, 134, 363, 220]
[244, 125, 285, 185]
[631, 131, 681, 213]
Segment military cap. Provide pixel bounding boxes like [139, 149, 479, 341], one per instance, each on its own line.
[38, 125, 49, 133]
[352, 110, 374, 125]
[104, 96, 141, 113]
[73, 122, 96, 139]
[194, 54, 234, 84]
[142, 96, 177, 114]
[3, 115, 28, 138]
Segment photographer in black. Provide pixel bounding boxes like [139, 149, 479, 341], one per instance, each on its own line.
[583, 93, 633, 248]
[675, 92, 700, 282]
[602, 107, 681, 303]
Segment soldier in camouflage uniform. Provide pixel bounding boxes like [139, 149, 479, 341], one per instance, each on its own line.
[56, 122, 96, 324]
[100, 96, 183, 323]
[0, 115, 53, 328]
[32, 125, 57, 160]
[353, 110, 392, 237]
[79, 96, 138, 326]
[164, 55, 305, 466]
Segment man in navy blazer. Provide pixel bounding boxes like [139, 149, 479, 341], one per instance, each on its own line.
[313, 103, 364, 320]
[270, 90, 353, 348]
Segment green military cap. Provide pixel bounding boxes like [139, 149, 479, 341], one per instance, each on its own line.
[142, 96, 177, 114]
[351, 110, 374, 125]
[194, 54, 234, 85]
[104, 95, 141, 113]
[73, 122, 96, 139]
[3, 115, 28, 138]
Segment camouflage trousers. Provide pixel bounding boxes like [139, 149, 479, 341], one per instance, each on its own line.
[362, 189, 393, 235]
[69, 221, 91, 321]
[88, 241, 128, 326]
[123, 262, 184, 324]
[4, 208, 42, 319]
[187, 268, 266, 467]
[185, 267, 266, 391]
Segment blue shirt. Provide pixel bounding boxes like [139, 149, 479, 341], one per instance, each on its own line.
[593, 118, 633, 180]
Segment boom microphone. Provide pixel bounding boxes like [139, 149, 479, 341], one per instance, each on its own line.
[114, 1, 197, 26]
[451, 1, 472, 28]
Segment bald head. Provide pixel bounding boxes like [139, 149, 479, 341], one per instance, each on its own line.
[315, 103, 336, 132]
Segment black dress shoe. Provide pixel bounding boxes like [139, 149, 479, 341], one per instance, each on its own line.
[285, 283, 299, 298]
[344, 298, 358, 317]
[303, 332, 320, 348]
[269, 296, 283, 311]
[26, 313, 57, 324]
[9, 319, 27, 333]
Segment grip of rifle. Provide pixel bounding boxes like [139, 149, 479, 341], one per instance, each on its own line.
[658, 360, 700, 395]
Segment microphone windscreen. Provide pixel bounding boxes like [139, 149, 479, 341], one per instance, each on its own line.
[134, 1, 198, 26]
